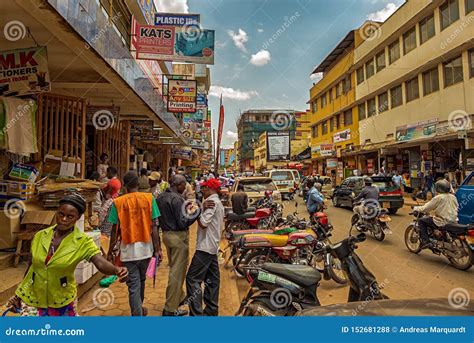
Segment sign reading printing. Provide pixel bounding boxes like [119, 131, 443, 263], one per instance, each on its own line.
[132, 19, 175, 59]
[167, 79, 197, 113]
[154, 13, 200, 26]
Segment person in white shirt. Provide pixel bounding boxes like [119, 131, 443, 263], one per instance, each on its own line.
[185, 178, 224, 316]
[392, 170, 402, 188]
[414, 179, 459, 249]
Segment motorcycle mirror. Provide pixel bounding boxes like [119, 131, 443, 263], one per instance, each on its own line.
[355, 233, 367, 243]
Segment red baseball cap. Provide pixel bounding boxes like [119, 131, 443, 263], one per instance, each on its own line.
[200, 178, 221, 191]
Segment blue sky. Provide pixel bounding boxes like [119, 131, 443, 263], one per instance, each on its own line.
[156, 0, 405, 146]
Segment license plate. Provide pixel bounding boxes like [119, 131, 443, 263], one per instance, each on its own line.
[383, 202, 390, 209]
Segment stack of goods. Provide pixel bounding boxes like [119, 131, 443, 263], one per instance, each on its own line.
[37, 180, 101, 209]
[0, 163, 39, 208]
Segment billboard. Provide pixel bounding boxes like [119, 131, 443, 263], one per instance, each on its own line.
[167, 79, 197, 113]
[154, 13, 200, 26]
[0, 46, 50, 96]
[267, 131, 291, 162]
[133, 22, 175, 59]
[333, 129, 351, 143]
[396, 119, 438, 142]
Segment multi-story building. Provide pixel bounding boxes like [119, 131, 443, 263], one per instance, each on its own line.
[308, 24, 377, 182]
[291, 110, 312, 172]
[237, 109, 297, 172]
[354, 0, 474, 187]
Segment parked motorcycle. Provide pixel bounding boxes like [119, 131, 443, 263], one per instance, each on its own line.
[236, 220, 387, 316]
[225, 200, 283, 232]
[404, 210, 473, 270]
[351, 200, 392, 241]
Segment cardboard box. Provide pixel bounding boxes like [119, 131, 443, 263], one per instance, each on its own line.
[0, 212, 20, 249]
[59, 162, 75, 178]
[43, 156, 62, 177]
[75, 260, 93, 284]
[9, 164, 39, 183]
[21, 210, 56, 228]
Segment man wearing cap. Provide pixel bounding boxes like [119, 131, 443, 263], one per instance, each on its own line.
[186, 178, 224, 316]
[148, 171, 169, 198]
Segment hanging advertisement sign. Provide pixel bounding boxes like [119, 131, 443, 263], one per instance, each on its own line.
[327, 158, 338, 169]
[171, 147, 193, 160]
[154, 13, 200, 26]
[320, 143, 335, 157]
[396, 119, 438, 142]
[167, 79, 197, 113]
[130, 120, 161, 141]
[197, 93, 208, 107]
[333, 129, 351, 143]
[0, 46, 50, 96]
[174, 29, 215, 65]
[267, 131, 291, 162]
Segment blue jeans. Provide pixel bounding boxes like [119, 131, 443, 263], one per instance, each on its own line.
[123, 258, 151, 316]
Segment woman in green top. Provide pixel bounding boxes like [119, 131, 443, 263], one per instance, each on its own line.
[7, 193, 128, 316]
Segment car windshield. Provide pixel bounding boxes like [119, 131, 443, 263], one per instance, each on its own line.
[373, 180, 398, 191]
[239, 180, 276, 192]
[271, 171, 293, 181]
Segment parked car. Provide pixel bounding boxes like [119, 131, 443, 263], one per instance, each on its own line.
[456, 171, 474, 225]
[263, 169, 297, 199]
[332, 176, 404, 214]
[227, 177, 282, 207]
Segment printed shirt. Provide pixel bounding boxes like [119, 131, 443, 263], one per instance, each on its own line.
[16, 225, 100, 309]
[196, 194, 225, 255]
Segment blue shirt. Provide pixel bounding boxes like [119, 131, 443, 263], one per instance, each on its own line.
[307, 187, 324, 213]
[392, 175, 402, 186]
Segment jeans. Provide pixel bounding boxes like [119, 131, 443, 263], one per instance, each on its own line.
[418, 216, 438, 244]
[186, 250, 220, 316]
[122, 258, 151, 316]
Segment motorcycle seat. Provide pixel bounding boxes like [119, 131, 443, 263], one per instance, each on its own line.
[262, 263, 321, 287]
[227, 212, 256, 221]
[442, 223, 468, 234]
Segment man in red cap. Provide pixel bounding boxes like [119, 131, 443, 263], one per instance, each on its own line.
[185, 178, 224, 316]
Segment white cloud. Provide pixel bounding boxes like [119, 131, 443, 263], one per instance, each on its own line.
[225, 131, 238, 140]
[209, 86, 258, 101]
[367, 2, 401, 22]
[250, 50, 271, 66]
[257, 28, 264, 33]
[310, 72, 323, 83]
[154, 0, 189, 13]
[227, 29, 249, 52]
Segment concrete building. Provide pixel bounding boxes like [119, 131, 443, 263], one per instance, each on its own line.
[354, 0, 474, 187]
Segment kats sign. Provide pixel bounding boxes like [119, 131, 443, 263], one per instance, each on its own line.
[0, 46, 50, 96]
[167, 79, 197, 113]
[132, 19, 175, 60]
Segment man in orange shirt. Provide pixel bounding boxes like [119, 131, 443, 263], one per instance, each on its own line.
[108, 172, 162, 316]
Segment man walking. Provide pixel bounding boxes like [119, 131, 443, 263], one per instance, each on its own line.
[186, 178, 224, 316]
[156, 175, 200, 316]
[148, 171, 169, 198]
[108, 172, 161, 316]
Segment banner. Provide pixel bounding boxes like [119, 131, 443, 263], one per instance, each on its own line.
[171, 147, 192, 160]
[396, 119, 438, 142]
[334, 129, 351, 143]
[0, 46, 50, 96]
[320, 143, 335, 157]
[267, 131, 291, 162]
[154, 13, 200, 26]
[167, 79, 197, 113]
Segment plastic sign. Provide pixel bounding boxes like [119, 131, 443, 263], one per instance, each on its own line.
[154, 13, 200, 26]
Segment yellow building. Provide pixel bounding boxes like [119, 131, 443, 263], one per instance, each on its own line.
[291, 111, 312, 173]
[308, 23, 381, 182]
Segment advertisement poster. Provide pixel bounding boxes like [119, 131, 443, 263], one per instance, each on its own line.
[154, 13, 200, 26]
[167, 79, 197, 113]
[334, 129, 351, 143]
[174, 29, 215, 65]
[266, 131, 290, 162]
[132, 20, 175, 59]
[130, 120, 161, 141]
[327, 158, 338, 169]
[171, 147, 193, 160]
[0, 46, 50, 96]
[197, 93, 208, 107]
[320, 143, 335, 157]
[396, 119, 438, 142]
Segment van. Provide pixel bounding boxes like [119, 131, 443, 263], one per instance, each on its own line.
[264, 169, 297, 199]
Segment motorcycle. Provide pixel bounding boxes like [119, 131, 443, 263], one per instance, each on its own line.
[351, 200, 392, 241]
[404, 210, 473, 270]
[225, 199, 283, 232]
[236, 219, 387, 316]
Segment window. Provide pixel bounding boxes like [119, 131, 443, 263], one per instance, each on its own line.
[376, 51, 386, 72]
[422, 67, 440, 95]
[403, 27, 417, 55]
[321, 93, 327, 108]
[419, 15, 435, 44]
[322, 121, 328, 135]
[343, 75, 351, 93]
[336, 114, 341, 129]
[440, 0, 460, 30]
[367, 98, 376, 117]
[357, 67, 365, 84]
[470, 50, 474, 77]
[330, 117, 334, 131]
[311, 99, 318, 113]
[329, 89, 333, 103]
[390, 85, 403, 108]
[467, 0, 474, 13]
[336, 82, 342, 98]
[344, 110, 353, 126]
[378, 92, 389, 113]
[444, 56, 463, 86]
[358, 103, 366, 121]
[312, 125, 319, 138]
[365, 59, 375, 79]
[406, 77, 420, 102]
[389, 40, 400, 64]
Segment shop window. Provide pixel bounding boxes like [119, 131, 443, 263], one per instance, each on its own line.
[419, 14, 435, 44]
[322, 121, 328, 135]
[312, 125, 319, 138]
[467, 0, 474, 13]
[403, 27, 417, 55]
[389, 40, 400, 64]
[344, 109, 353, 126]
[367, 98, 376, 117]
[422, 67, 440, 95]
[406, 77, 420, 102]
[358, 103, 366, 121]
[357, 67, 365, 84]
[440, 0, 460, 30]
[390, 85, 403, 108]
[469, 49, 474, 78]
[365, 58, 375, 79]
[378, 92, 389, 113]
[443, 55, 463, 87]
[376, 51, 386, 72]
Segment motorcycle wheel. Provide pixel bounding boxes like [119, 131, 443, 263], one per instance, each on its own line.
[447, 239, 473, 271]
[243, 301, 278, 316]
[244, 250, 280, 272]
[404, 224, 421, 254]
[328, 255, 348, 285]
[373, 223, 386, 241]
